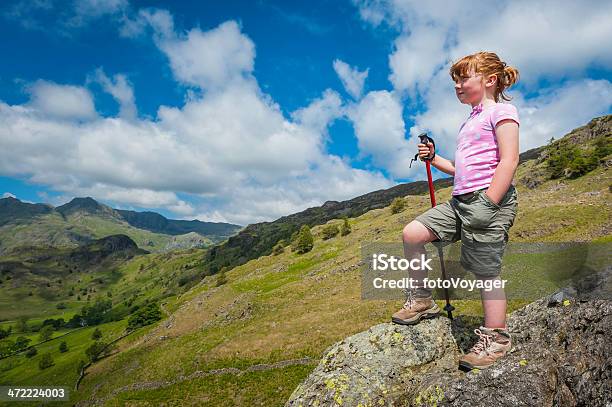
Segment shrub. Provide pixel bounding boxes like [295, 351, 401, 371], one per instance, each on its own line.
[91, 328, 102, 340]
[127, 302, 162, 330]
[215, 268, 228, 287]
[25, 347, 37, 358]
[321, 224, 340, 240]
[38, 353, 54, 370]
[38, 325, 54, 342]
[59, 341, 68, 353]
[546, 136, 611, 179]
[291, 225, 314, 254]
[0, 325, 12, 339]
[390, 197, 406, 214]
[272, 240, 286, 255]
[13, 336, 30, 351]
[85, 341, 108, 362]
[340, 217, 352, 236]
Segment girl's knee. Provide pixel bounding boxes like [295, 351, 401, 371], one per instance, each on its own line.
[402, 221, 429, 245]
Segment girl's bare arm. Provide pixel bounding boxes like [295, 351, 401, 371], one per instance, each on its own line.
[418, 142, 455, 175]
[485, 120, 520, 204]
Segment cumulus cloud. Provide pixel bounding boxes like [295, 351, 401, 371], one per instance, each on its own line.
[148, 16, 255, 90]
[333, 59, 369, 99]
[347, 90, 427, 179]
[2, 192, 16, 199]
[349, 0, 612, 172]
[354, 0, 612, 93]
[91, 68, 137, 119]
[0, 11, 394, 224]
[25, 80, 97, 120]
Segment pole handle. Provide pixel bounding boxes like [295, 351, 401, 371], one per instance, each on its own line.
[409, 133, 436, 168]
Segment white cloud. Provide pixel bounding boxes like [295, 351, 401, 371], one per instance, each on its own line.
[354, 0, 612, 93]
[333, 59, 369, 99]
[291, 89, 343, 137]
[152, 18, 256, 90]
[347, 90, 426, 179]
[2, 192, 16, 199]
[91, 68, 137, 119]
[73, 0, 128, 18]
[67, 0, 129, 28]
[0, 13, 394, 224]
[192, 155, 392, 225]
[26, 80, 96, 120]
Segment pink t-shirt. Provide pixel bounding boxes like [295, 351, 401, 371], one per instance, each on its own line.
[452, 102, 520, 196]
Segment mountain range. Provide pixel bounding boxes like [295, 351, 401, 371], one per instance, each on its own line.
[0, 196, 243, 254]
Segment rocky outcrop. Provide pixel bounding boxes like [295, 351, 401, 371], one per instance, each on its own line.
[287, 297, 611, 406]
[163, 232, 212, 251]
[287, 317, 458, 407]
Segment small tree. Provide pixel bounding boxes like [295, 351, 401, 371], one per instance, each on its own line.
[321, 224, 340, 240]
[13, 336, 31, 351]
[390, 197, 406, 214]
[127, 303, 162, 330]
[59, 341, 69, 353]
[340, 217, 351, 236]
[0, 325, 12, 339]
[292, 225, 314, 254]
[17, 316, 29, 333]
[91, 328, 102, 340]
[38, 325, 54, 342]
[39, 353, 54, 370]
[25, 346, 37, 358]
[85, 341, 108, 362]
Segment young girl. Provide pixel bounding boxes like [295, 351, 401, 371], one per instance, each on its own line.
[391, 51, 520, 370]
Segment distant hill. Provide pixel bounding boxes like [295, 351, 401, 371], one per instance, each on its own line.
[0, 197, 243, 254]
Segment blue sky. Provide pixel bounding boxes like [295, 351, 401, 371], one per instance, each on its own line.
[1, 0, 611, 225]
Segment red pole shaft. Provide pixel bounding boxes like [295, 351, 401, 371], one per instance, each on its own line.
[425, 161, 436, 207]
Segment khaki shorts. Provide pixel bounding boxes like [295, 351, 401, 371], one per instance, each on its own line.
[415, 185, 518, 278]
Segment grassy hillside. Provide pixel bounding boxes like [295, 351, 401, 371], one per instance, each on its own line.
[64, 162, 610, 406]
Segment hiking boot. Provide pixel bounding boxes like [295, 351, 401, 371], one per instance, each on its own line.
[391, 291, 440, 325]
[459, 327, 512, 370]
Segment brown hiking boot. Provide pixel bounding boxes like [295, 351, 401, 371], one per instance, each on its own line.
[459, 327, 512, 370]
[391, 291, 440, 325]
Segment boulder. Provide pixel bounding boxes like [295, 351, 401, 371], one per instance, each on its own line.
[287, 297, 611, 406]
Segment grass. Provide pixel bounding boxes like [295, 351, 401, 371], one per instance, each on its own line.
[1, 156, 610, 406]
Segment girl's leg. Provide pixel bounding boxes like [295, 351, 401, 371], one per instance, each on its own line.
[479, 276, 507, 328]
[402, 220, 438, 297]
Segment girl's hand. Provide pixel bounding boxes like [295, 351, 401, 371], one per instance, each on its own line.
[417, 142, 435, 161]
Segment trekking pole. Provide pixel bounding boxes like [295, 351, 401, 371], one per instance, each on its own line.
[409, 133, 455, 320]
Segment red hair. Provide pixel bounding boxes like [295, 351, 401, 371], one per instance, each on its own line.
[449, 51, 519, 102]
